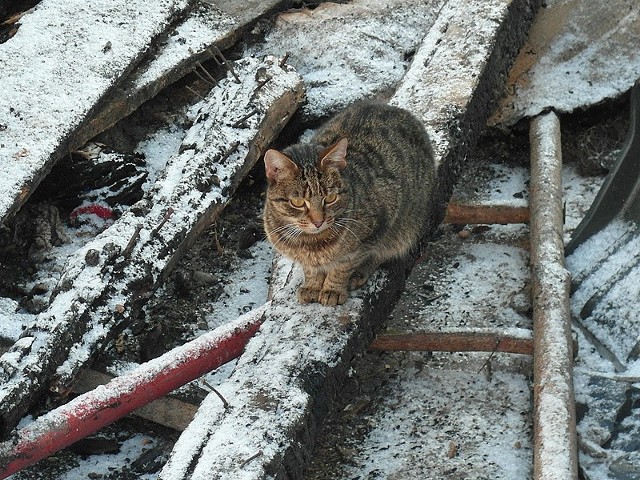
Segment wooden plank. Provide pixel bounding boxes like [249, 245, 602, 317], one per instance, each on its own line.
[0, 56, 304, 437]
[370, 329, 533, 355]
[444, 203, 530, 224]
[529, 111, 578, 479]
[77, 0, 291, 147]
[72, 369, 199, 432]
[0, 0, 190, 225]
[159, 1, 541, 478]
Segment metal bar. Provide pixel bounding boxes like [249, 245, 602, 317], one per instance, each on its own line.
[370, 330, 533, 355]
[444, 203, 530, 224]
[0, 305, 267, 479]
[529, 111, 578, 480]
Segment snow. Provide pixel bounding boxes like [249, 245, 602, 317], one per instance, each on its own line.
[57, 434, 159, 480]
[248, 0, 446, 119]
[491, 0, 640, 126]
[341, 365, 532, 480]
[0, 0, 189, 222]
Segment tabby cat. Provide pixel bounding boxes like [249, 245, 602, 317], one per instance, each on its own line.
[263, 101, 435, 305]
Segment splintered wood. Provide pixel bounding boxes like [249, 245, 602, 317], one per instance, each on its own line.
[0, 0, 291, 226]
[0, 56, 304, 438]
[160, 0, 539, 478]
[0, 0, 190, 224]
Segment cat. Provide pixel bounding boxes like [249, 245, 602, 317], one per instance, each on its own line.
[263, 101, 435, 306]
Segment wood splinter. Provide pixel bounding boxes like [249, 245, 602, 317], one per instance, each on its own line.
[209, 46, 240, 83]
[122, 223, 143, 257]
[203, 380, 230, 410]
[152, 207, 174, 236]
[232, 109, 260, 128]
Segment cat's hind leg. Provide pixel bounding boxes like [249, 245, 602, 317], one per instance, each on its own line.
[348, 257, 380, 291]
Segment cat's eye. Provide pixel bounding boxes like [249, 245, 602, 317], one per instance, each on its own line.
[289, 197, 306, 208]
[324, 193, 338, 205]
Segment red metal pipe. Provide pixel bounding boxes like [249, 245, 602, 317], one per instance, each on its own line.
[0, 305, 267, 479]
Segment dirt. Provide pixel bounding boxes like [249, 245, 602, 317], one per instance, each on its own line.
[0, 9, 631, 477]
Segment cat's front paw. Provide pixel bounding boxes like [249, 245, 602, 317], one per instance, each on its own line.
[297, 286, 321, 304]
[318, 288, 348, 306]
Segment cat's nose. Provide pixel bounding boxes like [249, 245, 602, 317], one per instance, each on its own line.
[312, 220, 324, 228]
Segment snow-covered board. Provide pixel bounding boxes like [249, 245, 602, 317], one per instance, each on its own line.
[78, 0, 292, 144]
[489, 0, 640, 127]
[0, 0, 190, 225]
[0, 55, 304, 437]
[159, 0, 541, 478]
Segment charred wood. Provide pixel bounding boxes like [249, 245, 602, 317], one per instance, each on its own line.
[0, 56, 304, 438]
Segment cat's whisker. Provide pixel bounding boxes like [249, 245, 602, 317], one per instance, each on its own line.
[333, 220, 362, 244]
[337, 216, 372, 232]
[268, 223, 303, 248]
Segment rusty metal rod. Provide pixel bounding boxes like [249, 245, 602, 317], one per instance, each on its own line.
[529, 111, 578, 480]
[370, 330, 533, 355]
[444, 203, 530, 224]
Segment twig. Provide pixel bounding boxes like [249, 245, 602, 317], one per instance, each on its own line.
[192, 67, 217, 87]
[240, 450, 263, 468]
[152, 207, 174, 236]
[202, 380, 229, 409]
[208, 46, 240, 83]
[196, 61, 218, 86]
[478, 339, 500, 374]
[255, 76, 271, 91]
[219, 141, 241, 164]
[185, 86, 206, 100]
[122, 224, 143, 258]
[211, 224, 224, 254]
[232, 109, 259, 128]
[279, 52, 290, 68]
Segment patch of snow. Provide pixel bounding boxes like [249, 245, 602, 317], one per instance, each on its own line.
[492, 0, 640, 125]
[203, 241, 272, 331]
[0, 298, 32, 342]
[342, 361, 532, 480]
[562, 164, 606, 241]
[136, 123, 186, 189]
[415, 242, 531, 331]
[248, 0, 445, 119]
[58, 434, 160, 480]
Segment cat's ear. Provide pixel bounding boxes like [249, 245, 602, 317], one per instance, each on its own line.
[320, 138, 348, 171]
[264, 149, 299, 183]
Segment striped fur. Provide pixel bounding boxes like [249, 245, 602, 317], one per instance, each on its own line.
[264, 101, 435, 305]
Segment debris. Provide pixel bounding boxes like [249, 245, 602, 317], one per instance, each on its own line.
[490, 0, 640, 127]
[159, 0, 539, 477]
[0, 55, 304, 438]
[0, 0, 190, 225]
[0, 305, 267, 479]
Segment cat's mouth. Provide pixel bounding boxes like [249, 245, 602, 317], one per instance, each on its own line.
[301, 219, 333, 235]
